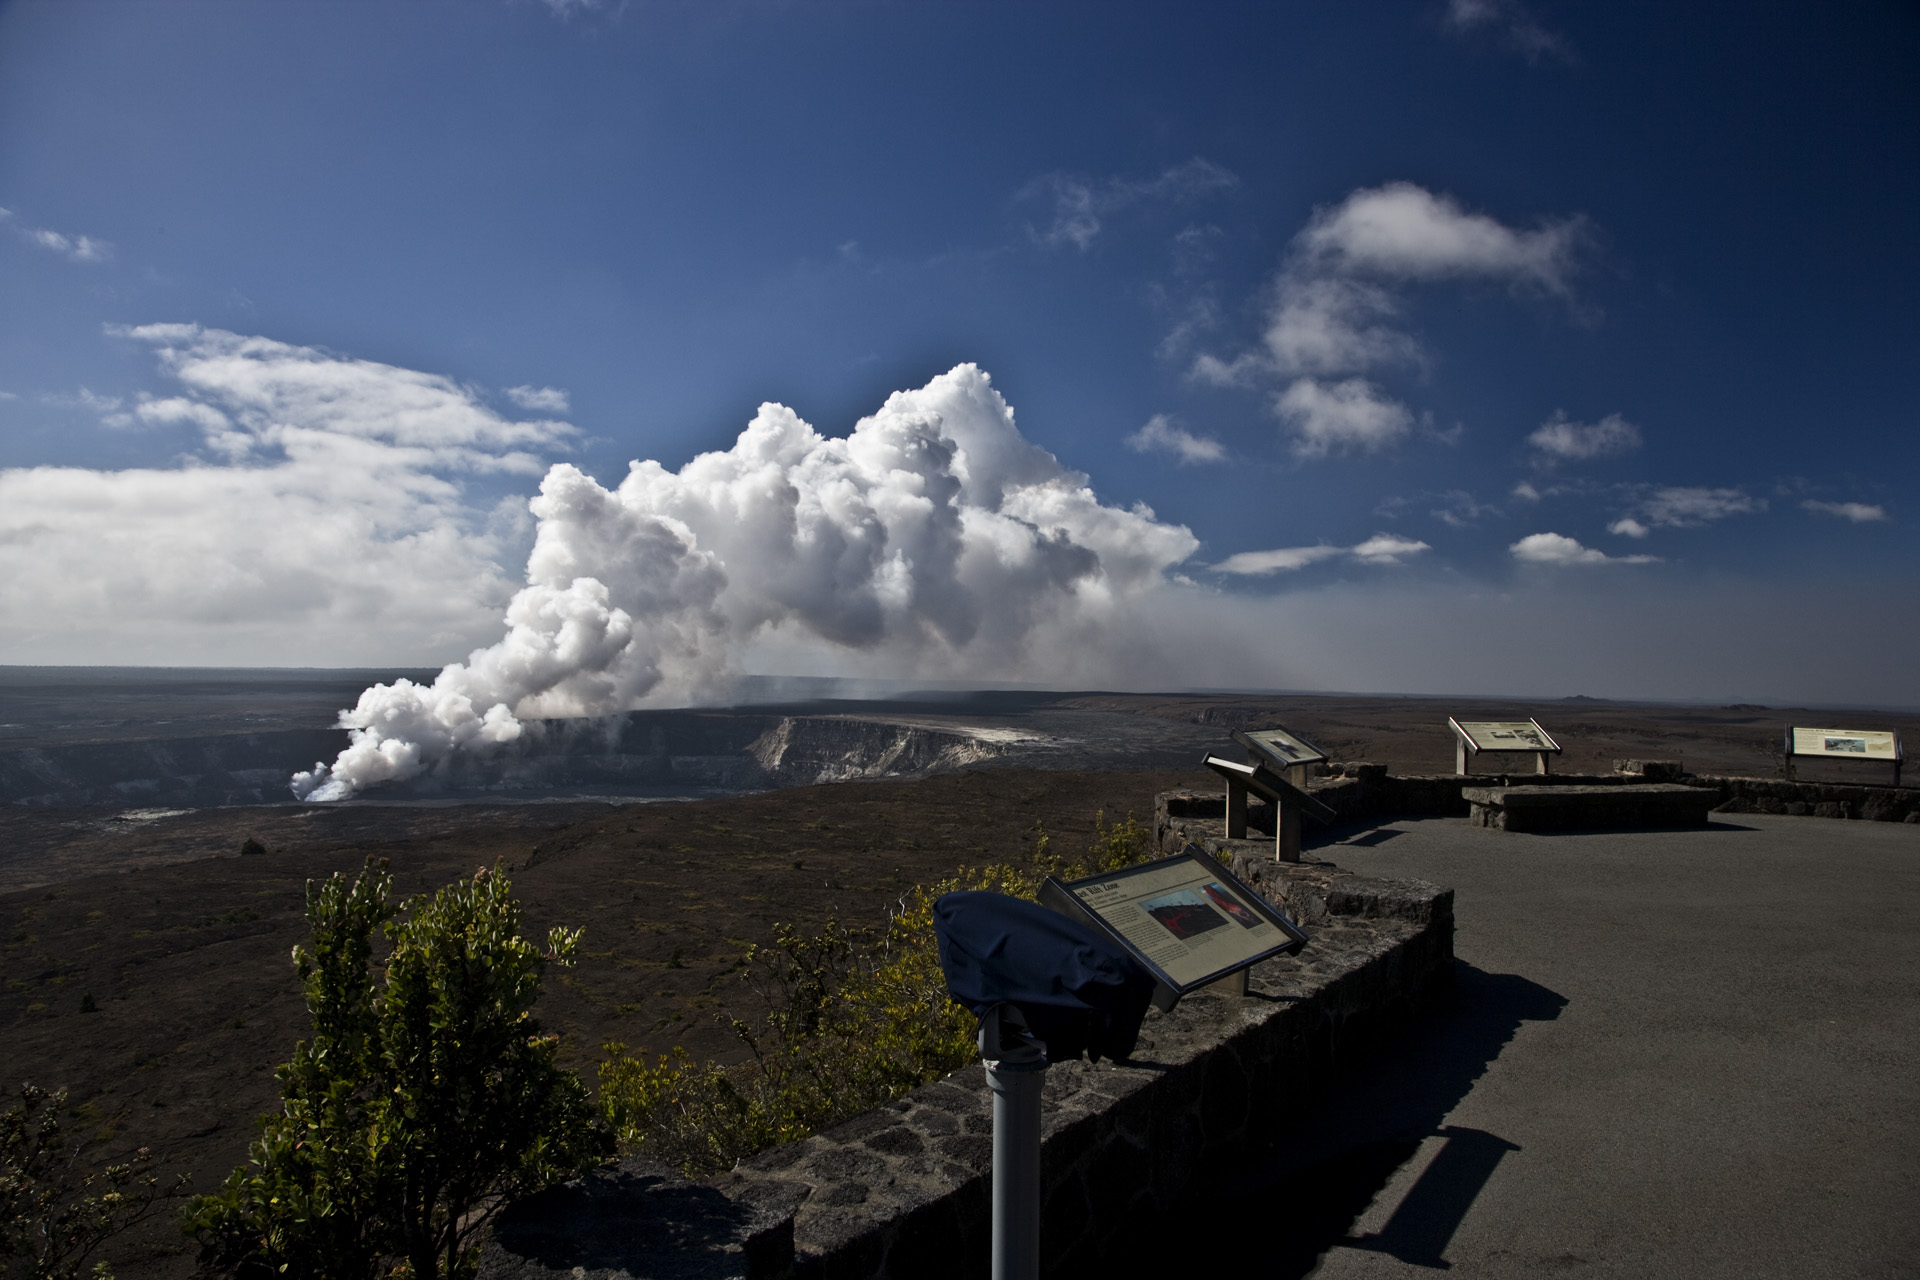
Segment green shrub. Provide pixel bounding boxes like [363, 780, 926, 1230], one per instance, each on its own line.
[3, 1083, 180, 1280]
[600, 812, 1156, 1178]
[183, 859, 610, 1280]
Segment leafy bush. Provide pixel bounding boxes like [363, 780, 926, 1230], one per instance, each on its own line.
[3, 1082, 180, 1280]
[600, 811, 1156, 1177]
[183, 859, 610, 1280]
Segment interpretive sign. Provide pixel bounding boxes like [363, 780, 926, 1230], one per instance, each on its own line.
[1786, 726, 1903, 785]
[1788, 727, 1900, 760]
[1449, 717, 1562, 774]
[1201, 753, 1338, 862]
[1039, 844, 1307, 1009]
[1231, 726, 1329, 775]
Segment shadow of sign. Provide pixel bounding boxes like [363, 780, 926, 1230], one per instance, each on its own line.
[1339, 1126, 1522, 1269]
[1071, 962, 1565, 1280]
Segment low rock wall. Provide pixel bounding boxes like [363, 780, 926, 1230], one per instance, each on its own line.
[1461, 783, 1720, 832]
[1698, 775, 1920, 823]
[483, 863, 1454, 1280]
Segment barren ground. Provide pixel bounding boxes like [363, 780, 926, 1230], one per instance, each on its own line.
[5, 688, 1916, 1278]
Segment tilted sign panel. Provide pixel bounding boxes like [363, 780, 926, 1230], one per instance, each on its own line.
[1790, 727, 1900, 760]
[1052, 850, 1304, 992]
[1453, 720, 1559, 752]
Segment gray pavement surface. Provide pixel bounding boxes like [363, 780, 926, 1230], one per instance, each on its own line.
[1175, 813, 1920, 1279]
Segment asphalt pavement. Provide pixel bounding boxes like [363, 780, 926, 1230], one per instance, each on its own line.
[1212, 812, 1920, 1279]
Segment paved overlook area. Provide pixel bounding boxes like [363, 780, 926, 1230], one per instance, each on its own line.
[1156, 813, 1920, 1280]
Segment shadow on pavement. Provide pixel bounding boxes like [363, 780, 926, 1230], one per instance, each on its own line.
[1077, 962, 1566, 1279]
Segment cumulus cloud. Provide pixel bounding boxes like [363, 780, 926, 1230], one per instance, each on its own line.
[292, 364, 1205, 800]
[1192, 183, 1585, 460]
[0, 326, 577, 667]
[1527, 410, 1641, 464]
[1510, 532, 1658, 565]
[1297, 183, 1583, 292]
[1126, 414, 1226, 465]
[1802, 499, 1887, 523]
[1212, 532, 1429, 575]
[1443, 0, 1574, 63]
[1023, 158, 1238, 251]
[1350, 533, 1432, 563]
[1273, 378, 1414, 457]
[1608, 517, 1650, 538]
[1634, 486, 1765, 528]
[0, 207, 113, 264]
[505, 384, 570, 413]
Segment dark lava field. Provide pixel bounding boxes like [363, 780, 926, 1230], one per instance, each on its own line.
[5, 668, 1917, 1278]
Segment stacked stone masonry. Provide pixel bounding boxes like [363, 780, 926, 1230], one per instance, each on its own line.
[483, 855, 1455, 1279]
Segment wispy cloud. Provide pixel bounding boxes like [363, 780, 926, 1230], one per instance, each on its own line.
[1443, 0, 1575, 64]
[1022, 158, 1238, 252]
[1511, 532, 1658, 565]
[1212, 532, 1430, 575]
[0, 207, 113, 264]
[1634, 486, 1765, 528]
[1527, 410, 1640, 465]
[1802, 499, 1888, 523]
[1273, 377, 1413, 457]
[0, 326, 582, 664]
[1126, 414, 1226, 465]
[504, 384, 570, 413]
[1193, 182, 1587, 460]
[1429, 490, 1499, 528]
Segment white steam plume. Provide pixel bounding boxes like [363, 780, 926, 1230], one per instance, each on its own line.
[292, 365, 1199, 800]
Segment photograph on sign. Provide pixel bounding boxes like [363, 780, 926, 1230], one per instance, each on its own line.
[1790, 727, 1899, 760]
[1234, 726, 1328, 768]
[1040, 847, 1306, 994]
[1452, 719, 1559, 752]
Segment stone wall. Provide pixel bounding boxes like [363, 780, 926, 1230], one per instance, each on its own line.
[1698, 775, 1920, 823]
[483, 861, 1455, 1280]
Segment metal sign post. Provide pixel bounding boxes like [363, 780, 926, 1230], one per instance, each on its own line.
[979, 1006, 1046, 1280]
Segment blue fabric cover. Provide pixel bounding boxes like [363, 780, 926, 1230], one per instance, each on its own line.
[933, 890, 1155, 1064]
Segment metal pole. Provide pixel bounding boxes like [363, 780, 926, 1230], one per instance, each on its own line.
[981, 1006, 1047, 1280]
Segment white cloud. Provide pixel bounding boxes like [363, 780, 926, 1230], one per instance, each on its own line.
[1802, 499, 1887, 523]
[1527, 410, 1641, 463]
[1273, 378, 1413, 457]
[1024, 158, 1238, 251]
[1444, 0, 1575, 63]
[1, 207, 113, 264]
[1126, 414, 1226, 465]
[135, 396, 233, 433]
[1511, 480, 1542, 502]
[1608, 517, 1650, 538]
[1510, 532, 1658, 565]
[1212, 546, 1344, 575]
[505, 384, 570, 413]
[0, 326, 580, 666]
[1350, 533, 1432, 564]
[1263, 277, 1422, 376]
[1211, 532, 1428, 575]
[1297, 182, 1584, 292]
[1636, 486, 1764, 527]
[1190, 182, 1586, 463]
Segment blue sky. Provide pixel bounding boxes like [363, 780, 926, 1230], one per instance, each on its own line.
[1, 0, 1915, 707]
